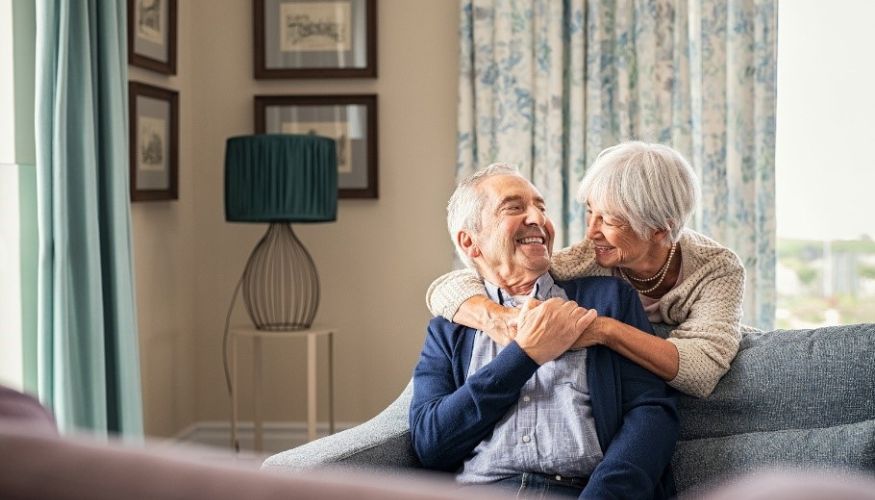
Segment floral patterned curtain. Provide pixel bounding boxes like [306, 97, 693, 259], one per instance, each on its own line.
[457, 0, 778, 329]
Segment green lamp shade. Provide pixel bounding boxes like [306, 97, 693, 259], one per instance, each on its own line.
[225, 134, 337, 223]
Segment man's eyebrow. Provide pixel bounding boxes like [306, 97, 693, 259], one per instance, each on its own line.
[497, 195, 525, 207]
[496, 194, 546, 209]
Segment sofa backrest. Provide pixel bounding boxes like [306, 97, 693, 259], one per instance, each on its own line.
[266, 324, 875, 494]
[678, 324, 875, 439]
[671, 324, 875, 491]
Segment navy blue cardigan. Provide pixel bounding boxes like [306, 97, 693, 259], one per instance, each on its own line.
[410, 276, 678, 500]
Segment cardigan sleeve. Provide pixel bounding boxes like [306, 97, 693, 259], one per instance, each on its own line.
[409, 320, 539, 471]
[425, 239, 595, 319]
[424, 269, 485, 319]
[583, 354, 679, 500]
[546, 240, 594, 281]
[665, 254, 745, 398]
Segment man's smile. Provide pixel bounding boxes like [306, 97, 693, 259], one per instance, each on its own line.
[517, 236, 546, 245]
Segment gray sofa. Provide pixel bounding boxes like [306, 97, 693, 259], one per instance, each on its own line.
[263, 324, 875, 493]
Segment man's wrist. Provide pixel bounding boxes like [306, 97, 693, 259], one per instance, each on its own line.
[498, 341, 542, 377]
[515, 341, 545, 365]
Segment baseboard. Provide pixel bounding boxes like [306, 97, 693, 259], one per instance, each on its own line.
[172, 420, 360, 454]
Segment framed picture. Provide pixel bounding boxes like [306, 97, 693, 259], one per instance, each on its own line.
[253, 0, 377, 79]
[128, 0, 177, 74]
[255, 94, 378, 198]
[129, 82, 179, 202]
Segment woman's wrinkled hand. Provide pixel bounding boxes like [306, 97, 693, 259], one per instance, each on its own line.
[482, 301, 519, 346]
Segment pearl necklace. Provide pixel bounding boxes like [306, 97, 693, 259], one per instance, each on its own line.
[618, 242, 677, 295]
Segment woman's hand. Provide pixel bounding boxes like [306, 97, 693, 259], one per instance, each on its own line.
[452, 296, 519, 346]
[481, 300, 519, 346]
[571, 317, 613, 349]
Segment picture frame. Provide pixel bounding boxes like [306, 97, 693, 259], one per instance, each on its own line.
[255, 94, 378, 199]
[128, 0, 177, 74]
[129, 82, 179, 202]
[253, 0, 377, 79]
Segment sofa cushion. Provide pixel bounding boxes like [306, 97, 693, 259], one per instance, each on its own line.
[678, 324, 875, 440]
[263, 381, 419, 471]
[672, 418, 875, 493]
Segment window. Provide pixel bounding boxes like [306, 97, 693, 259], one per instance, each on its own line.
[0, 0, 36, 391]
[775, 0, 875, 328]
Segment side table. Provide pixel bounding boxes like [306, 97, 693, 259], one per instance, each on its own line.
[229, 325, 336, 452]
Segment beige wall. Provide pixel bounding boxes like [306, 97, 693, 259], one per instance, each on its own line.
[133, 0, 459, 436]
[130, 2, 197, 437]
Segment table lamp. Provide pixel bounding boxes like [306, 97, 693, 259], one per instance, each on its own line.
[224, 134, 337, 330]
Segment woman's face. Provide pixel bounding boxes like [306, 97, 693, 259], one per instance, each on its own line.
[585, 200, 653, 269]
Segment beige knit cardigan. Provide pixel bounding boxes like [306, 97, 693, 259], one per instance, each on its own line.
[426, 228, 745, 398]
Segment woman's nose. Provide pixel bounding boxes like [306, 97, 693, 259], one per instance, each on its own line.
[586, 217, 601, 238]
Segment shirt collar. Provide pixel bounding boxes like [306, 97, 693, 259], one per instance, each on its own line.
[484, 273, 556, 306]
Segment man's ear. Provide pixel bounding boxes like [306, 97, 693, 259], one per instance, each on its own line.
[457, 230, 480, 259]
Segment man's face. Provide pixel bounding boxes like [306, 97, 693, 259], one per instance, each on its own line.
[467, 175, 555, 288]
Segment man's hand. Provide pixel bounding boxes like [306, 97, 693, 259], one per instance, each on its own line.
[515, 298, 597, 365]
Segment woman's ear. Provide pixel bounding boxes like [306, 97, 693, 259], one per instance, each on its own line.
[653, 225, 671, 244]
[457, 230, 480, 259]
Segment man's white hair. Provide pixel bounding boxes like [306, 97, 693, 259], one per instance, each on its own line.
[577, 141, 699, 242]
[447, 163, 522, 269]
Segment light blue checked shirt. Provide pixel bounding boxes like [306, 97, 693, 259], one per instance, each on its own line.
[456, 273, 603, 484]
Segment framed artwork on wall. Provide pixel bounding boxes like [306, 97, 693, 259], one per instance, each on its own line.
[255, 94, 378, 198]
[128, 0, 177, 74]
[129, 82, 179, 202]
[253, 0, 377, 79]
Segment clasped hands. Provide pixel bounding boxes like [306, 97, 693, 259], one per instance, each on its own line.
[486, 298, 603, 365]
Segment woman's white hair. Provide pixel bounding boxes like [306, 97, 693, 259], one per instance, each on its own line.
[577, 141, 699, 242]
[447, 163, 521, 269]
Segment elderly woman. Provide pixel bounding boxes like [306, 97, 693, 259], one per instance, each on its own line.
[426, 141, 744, 398]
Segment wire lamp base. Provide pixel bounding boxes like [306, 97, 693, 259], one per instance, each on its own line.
[241, 223, 319, 331]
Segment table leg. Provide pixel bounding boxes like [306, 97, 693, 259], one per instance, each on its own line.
[328, 331, 334, 435]
[253, 336, 263, 452]
[307, 333, 317, 442]
[230, 334, 239, 452]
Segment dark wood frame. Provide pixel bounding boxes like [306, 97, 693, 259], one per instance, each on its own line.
[128, 0, 177, 74]
[129, 82, 179, 202]
[253, 0, 377, 79]
[255, 94, 378, 199]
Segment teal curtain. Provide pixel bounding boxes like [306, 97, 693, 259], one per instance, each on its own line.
[35, 0, 143, 436]
[457, 0, 778, 329]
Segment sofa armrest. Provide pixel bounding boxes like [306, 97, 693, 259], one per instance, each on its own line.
[262, 381, 419, 472]
[0, 423, 494, 500]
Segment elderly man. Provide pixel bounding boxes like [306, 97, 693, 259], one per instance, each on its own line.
[409, 164, 678, 500]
